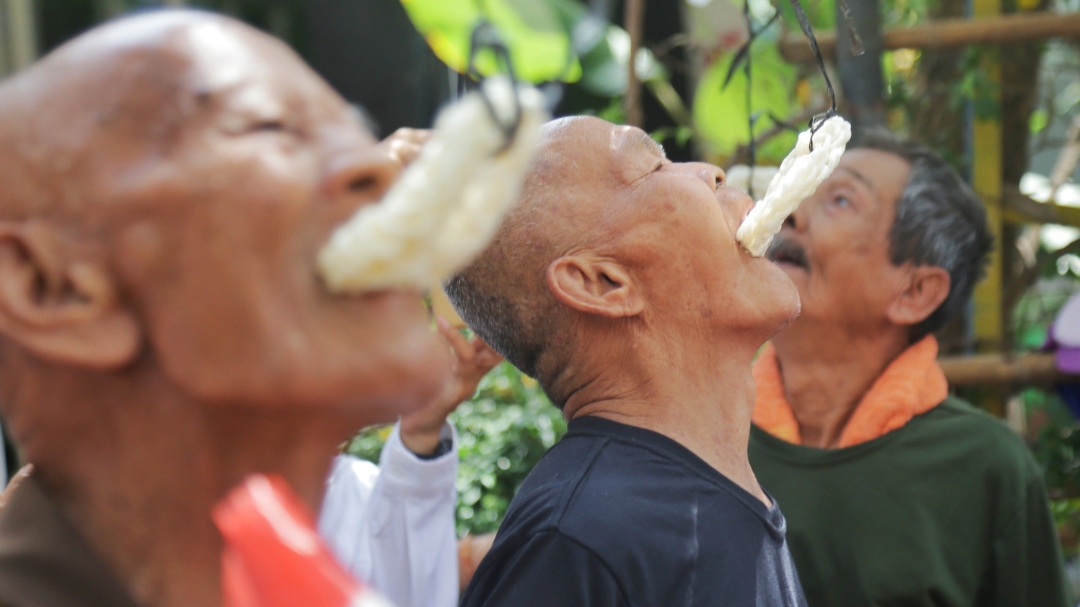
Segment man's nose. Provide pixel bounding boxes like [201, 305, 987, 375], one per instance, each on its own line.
[785, 204, 805, 232]
[695, 163, 726, 189]
[323, 145, 400, 204]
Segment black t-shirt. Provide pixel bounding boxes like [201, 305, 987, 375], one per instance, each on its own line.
[459, 416, 808, 607]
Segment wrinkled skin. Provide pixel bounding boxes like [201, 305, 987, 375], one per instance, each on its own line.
[769, 149, 912, 332]
[0, 11, 452, 607]
[529, 117, 800, 371]
[457, 116, 800, 507]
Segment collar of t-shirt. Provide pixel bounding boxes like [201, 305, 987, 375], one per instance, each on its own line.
[751, 334, 948, 448]
[567, 416, 787, 539]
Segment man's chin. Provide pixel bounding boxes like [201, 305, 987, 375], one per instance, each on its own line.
[777, 292, 801, 332]
[764, 269, 802, 335]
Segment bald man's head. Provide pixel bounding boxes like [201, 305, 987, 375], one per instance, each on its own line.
[443, 118, 626, 395]
[0, 11, 321, 223]
[0, 10, 452, 441]
[446, 117, 800, 408]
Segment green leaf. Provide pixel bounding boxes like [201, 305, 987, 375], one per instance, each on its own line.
[575, 23, 669, 98]
[776, 0, 836, 32]
[400, 0, 581, 83]
[692, 44, 798, 164]
[1030, 108, 1049, 134]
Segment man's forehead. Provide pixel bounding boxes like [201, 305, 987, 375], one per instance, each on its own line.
[183, 20, 270, 93]
[535, 118, 665, 190]
[612, 125, 666, 159]
[540, 117, 664, 158]
[836, 149, 911, 206]
[54, 12, 290, 101]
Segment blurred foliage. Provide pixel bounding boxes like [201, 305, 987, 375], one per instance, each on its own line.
[400, 0, 673, 96]
[1011, 273, 1080, 557]
[36, 0, 309, 56]
[450, 364, 566, 534]
[399, 0, 580, 83]
[1052, 498, 1080, 558]
[1015, 272, 1079, 338]
[1025, 388, 1080, 497]
[397, 0, 704, 165]
[776, 0, 836, 29]
[952, 47, 1002, 120]
[345, 362, 566, 536]
[693, 40, 798, 164]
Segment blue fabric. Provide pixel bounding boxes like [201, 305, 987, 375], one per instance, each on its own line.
[460, 416, 808, 607]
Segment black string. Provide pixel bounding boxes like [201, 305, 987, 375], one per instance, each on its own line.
[768, 111, 805, 133]
[782, 0, 841, 152]
[744, 0, 755, 192]
[467, 20, 524, 152]
[723, 6, 780, 196]
[723, 11, 780, 90]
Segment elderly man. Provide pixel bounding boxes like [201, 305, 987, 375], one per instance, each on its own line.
[0, 11, 459, 607]
[749, 131, 1073, 606]
[448, 116, 807, 607]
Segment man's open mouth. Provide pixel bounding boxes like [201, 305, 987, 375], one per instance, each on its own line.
[766, 237, 809, 271]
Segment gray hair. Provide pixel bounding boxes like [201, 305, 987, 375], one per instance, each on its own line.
[442, 165, 572, 407]
[443, 268, 553, 383]
[855, 130, 994, 342]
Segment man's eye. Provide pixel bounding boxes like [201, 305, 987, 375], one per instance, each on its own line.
[250, 120, 289, 133]
[834, 196, 851, 207]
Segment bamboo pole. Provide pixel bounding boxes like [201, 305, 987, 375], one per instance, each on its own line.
[969, 0, 1005, 416]
[939, 352, 1076, 387]
[780, 11, 1080, 62]
[623, 0, 645, 127]
[0, 0, 37, 77]
[1001, 186, 1080, 229]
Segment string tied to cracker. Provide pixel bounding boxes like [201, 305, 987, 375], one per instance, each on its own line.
[318, 23, 549, 293]
[735, 115, 850, 256]
[732, 0, 859, 256]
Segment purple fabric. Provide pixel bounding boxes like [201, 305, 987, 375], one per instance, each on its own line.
[1057, 348, 1080, 375]
[1052, 293, 1080, 348]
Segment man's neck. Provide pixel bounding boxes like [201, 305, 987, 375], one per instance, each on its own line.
[771, 318, 909, 449]
[28, 369, 366, 607]
[562, 327, 770, 507]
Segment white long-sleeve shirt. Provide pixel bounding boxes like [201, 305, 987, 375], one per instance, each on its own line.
[318, 423, 458, 607]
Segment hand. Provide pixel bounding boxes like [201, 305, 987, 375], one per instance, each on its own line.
[399, 318, 503, 456]
[378, 127, 431, 170]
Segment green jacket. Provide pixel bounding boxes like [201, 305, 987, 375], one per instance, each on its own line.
[750, 397, 1073, 607]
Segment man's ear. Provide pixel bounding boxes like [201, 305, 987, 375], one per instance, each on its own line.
[0, 224, 141, 369]
[546, 253, 644, 318]
[886, 265, 951, 328]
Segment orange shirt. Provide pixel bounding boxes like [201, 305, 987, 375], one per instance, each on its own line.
[752, 335, 948, 448]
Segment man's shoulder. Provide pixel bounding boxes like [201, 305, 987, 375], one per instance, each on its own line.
[508, 426, 723, 533]
[924, 397, 1035, 453]
[482, 425, 805, 607]
[909, 396, 1042, 480]
[460, 527, 632, 607]
[504, 426, 769, 562]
